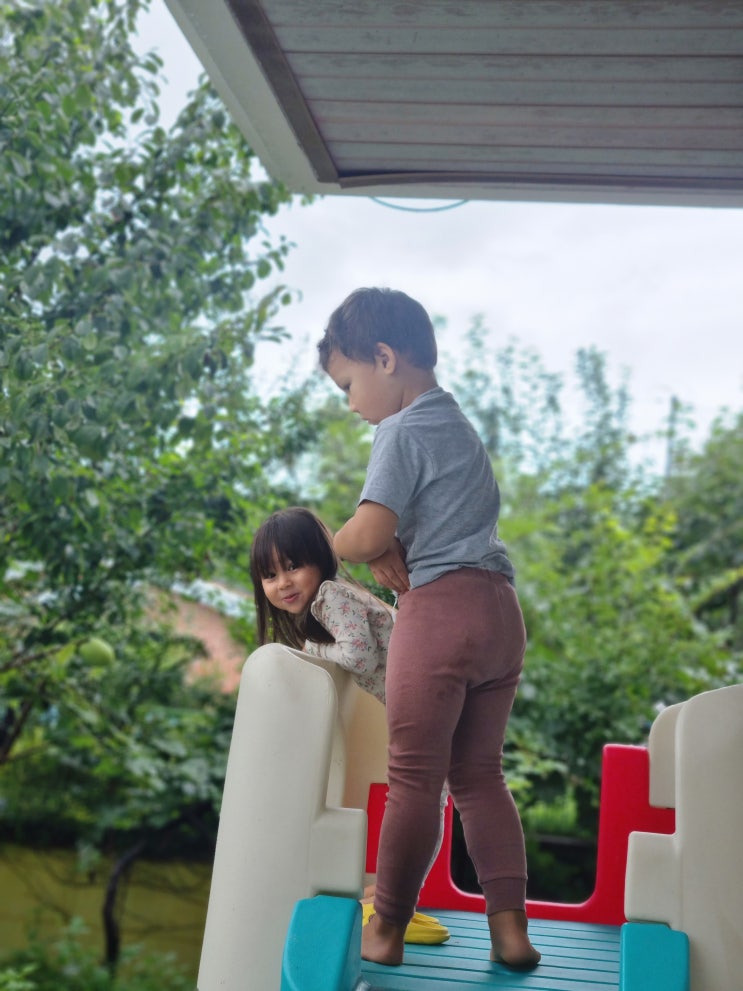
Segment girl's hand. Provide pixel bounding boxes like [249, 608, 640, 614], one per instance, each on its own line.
[368, 539, 410, 595]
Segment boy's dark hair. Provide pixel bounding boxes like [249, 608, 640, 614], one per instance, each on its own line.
[317, 287, 437, 371]
[250, 507, 338, 648]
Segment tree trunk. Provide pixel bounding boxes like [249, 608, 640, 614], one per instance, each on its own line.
[102, 838, 147, 969]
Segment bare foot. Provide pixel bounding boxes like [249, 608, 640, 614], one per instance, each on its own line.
[488, 909, 541, 969]
[361, 911, 406, 966]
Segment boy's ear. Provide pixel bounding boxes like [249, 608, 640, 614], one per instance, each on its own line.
[374, 342, 397, 373]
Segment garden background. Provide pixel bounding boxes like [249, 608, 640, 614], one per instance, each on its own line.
[1, 2, 742, 988]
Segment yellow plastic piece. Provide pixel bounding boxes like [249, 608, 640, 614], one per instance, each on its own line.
[361, 901, 450, 944]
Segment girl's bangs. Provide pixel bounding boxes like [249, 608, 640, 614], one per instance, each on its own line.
[252, 514, 315, 577]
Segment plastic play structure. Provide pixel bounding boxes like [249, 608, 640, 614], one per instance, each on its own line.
[196, 644, 743, 990]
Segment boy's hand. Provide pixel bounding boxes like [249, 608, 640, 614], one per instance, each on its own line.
[334, 501, 410, 593]
[368, 538, 410, 595]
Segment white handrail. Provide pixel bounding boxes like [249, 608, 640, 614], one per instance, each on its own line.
[197, 645, 366, 991]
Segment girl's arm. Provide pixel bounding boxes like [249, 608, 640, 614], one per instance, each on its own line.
[303, 583, 389, 677]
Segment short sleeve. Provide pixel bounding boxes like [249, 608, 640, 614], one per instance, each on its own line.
[359, 418, 431, 517]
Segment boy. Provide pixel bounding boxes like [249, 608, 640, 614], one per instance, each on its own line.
[317, 287, 540, 969]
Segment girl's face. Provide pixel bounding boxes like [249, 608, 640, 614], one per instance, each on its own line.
[260, 553, 323, 616]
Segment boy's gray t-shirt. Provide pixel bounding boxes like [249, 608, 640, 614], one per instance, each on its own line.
[359, 387, 515, 589]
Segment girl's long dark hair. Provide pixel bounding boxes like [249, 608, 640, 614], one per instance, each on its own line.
[250, 507, 339, 648]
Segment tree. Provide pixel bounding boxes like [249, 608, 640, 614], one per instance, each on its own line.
[0, 623, 236, 965]
[440, 320, 641, 495]
[509, 483, 731, 828]
[298, 390, 373, 530]
[663, 410, 743, 649]
[440, 319, 566, 476]
[0, 0, 329, 967]
[0, 0, 303, 762]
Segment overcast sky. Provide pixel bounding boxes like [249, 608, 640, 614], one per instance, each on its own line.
[140, 3, 743, 461]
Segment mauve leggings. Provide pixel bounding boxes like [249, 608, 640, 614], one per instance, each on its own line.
[373, 567, 528, 927]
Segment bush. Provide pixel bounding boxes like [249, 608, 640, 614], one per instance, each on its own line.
[0, 964, 37, 991]
[0, 920, 194, 991]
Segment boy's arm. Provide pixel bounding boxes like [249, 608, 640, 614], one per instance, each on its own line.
[334, 501, 410, 594]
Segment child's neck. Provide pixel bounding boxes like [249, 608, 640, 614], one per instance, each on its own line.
[399, 367, 438, 410]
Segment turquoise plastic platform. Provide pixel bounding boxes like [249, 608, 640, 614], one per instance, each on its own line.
[282, 897, 689, 991]
[363, 909, 621, 990]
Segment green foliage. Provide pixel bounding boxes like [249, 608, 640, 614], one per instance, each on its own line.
[511, 483, 731, 822]
[0, 964, 37, 991]
[664, 410, 743, 647]
[0, 0, 328, 967]
[0, 618, 235, 967]
[1, 32, 292, 592]
[0, 0, 311, 768]
[440, 319, 566, 475]
[523, 790, 579, 836]
[0, 919, 193, 991]
[297, 390, 374, 532]
[1, 0, 741, 953]
[524, 832, 595, 903]
[441, 320, 643, 495]
[0, 622, 234, 848]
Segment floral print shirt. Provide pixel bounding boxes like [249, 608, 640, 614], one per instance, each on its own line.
[302, 580, 394, 704]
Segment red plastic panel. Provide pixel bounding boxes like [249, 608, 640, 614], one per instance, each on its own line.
[365, 744, 675, 925]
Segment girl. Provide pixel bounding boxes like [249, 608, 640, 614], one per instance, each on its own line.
[250, 506, 449, 944]
[251, 506, 392, 706]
